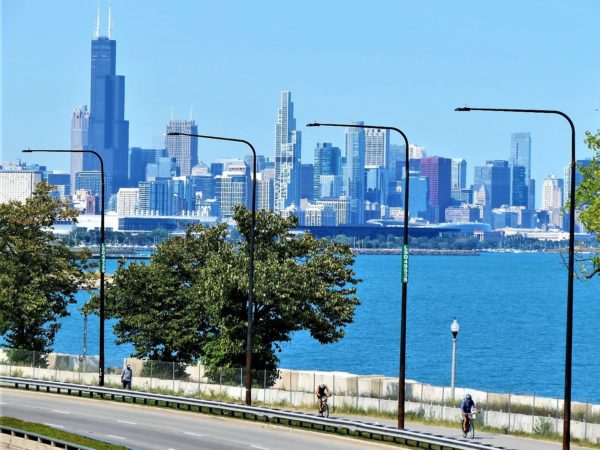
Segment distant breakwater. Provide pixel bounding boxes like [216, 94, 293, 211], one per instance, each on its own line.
[351, 248, 479, 256]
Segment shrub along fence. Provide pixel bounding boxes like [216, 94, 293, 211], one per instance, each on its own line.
[1, 349, 599, 442]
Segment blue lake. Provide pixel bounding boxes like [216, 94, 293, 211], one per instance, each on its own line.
[52, 252, 600, 403]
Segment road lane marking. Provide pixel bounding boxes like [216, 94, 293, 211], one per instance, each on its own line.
[106, 435, 127, 440]
[250, 446, 270, 450]
[117, 420, 137, 425]
[44, 423, 64, 428]
[184, 432, 206, 437]
[52, 410, 71, 414]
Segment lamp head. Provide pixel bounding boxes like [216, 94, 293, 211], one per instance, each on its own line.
[454, 106, 471, 112]
[22, 149, 33, 153]
[451, 318, 460, 337]
[306, 122, 321, 127]
[166, 132, 180, 136]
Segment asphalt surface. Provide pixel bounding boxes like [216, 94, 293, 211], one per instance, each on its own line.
[0, 389, 399, 450]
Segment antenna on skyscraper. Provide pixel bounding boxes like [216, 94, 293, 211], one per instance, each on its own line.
[189, 107, 193, 121]
[170, 107, 175, 121]
[95, 0, 100, 38]
[108, 3, 112, 39]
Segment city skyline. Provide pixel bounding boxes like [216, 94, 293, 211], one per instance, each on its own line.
[2, 1, 599, 192]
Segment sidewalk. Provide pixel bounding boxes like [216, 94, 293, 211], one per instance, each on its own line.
[335, 413, 590, 450]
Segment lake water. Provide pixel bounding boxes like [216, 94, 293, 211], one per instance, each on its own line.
[52, 252, 600, 403]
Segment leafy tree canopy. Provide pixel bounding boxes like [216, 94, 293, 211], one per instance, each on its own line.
[0, 183, 92, 353]
[92, 206, 360, 374]
[575, 129, 600, 278]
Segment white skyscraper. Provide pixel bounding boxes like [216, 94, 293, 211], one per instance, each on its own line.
[542, 174, 563, 210]
[116, 187, 139, 216]
[365, 128, 389, 167]
[274, 91, 301, 213]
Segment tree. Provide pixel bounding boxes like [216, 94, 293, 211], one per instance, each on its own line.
[574, 129, 600, 278]
[0, 183, 92, 357]
[96, 206, 360, 378]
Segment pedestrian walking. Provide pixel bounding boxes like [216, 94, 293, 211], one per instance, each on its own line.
[121, 364, 132, 389]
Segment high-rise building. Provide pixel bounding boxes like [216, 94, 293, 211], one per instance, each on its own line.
[313, 143, 341, 200]
[473, 160, 511, 222]
[365, 128, 389, 168]
[129, 147, 166, 187]
[344, 123, 366, 224]
[46, 172, 71, 197]
[563, 158, 592, 206]
[451, 158, 467, 189]
[419, 156, 452, 223]
[274, 91, 301, 213]
[542, 174, 563, 210]
[116, 187, 139, 216]
[87, 9, 129, 194]
[70, 106, 90, 190]
[511, 165, 528, 207]
[510, 133, 533, 209]
[165, 119, 198, 176]
[388, 144, 406, 182]
[0, 170, 42, 204]
[300, 164, 314, 200]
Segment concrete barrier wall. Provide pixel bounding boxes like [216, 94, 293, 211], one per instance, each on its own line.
[2, 358, 600, 442]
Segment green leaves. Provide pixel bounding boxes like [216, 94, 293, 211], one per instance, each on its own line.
[0, 183, 91, 353]
[99, 206, 361, 375]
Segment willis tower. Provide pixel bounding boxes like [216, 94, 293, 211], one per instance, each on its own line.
[86, 6, 129, 194]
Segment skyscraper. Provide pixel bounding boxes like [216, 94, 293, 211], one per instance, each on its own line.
[274, 91, 301, 213]
[510, 132, 532, 209]
[87, 8, 129, 194]
[365, 128, 389, 168]
[542, 174, 563, 210]
[473, 160, 511, 223]
[451, 158, 467, 189]
[70, 106, 90, 191]
[165, 119, 199, 176]
[313, 143, 341, 200]
[344, 123, 366, 224]
[419, 156, 452, 223]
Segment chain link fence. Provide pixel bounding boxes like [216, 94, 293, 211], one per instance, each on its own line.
[2, 348, 599, 442]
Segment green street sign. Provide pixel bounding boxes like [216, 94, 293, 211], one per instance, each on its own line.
[401, 244, 409, 283]
[100, 243, 106, 274]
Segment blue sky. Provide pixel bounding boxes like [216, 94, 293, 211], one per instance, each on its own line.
[2, 0, 599, 191]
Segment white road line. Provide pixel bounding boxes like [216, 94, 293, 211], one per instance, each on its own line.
[117, 420, 137, 425]
[44, 423, 64, 428]
[52, 410, 71, 414]
[250, 446, 270, 450]
[106, 434, 127, 440]
[184, 432, 206, 437]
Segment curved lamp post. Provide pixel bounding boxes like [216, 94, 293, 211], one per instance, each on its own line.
[450, 318, 459, 400]
[455, 106, 576, 450]
[166, 131, 257, 406]
[306, 121, 411, 428]
[22, 148, 106, 386]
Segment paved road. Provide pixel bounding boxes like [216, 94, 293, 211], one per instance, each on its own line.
[337, 413, 589, 450]
[0, 389, 399, 450]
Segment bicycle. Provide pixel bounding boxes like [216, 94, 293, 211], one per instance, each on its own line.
[462, 411, 477, 439]
[318, 394, 331, 418]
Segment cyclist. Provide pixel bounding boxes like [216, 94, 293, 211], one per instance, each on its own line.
[315, 383, 330, 416]
[460, 393, 477, 436]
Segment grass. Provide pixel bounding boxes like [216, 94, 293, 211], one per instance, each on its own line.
[0, 416, 129, 450]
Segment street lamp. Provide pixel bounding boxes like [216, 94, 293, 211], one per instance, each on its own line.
[455, 106, 576, 450]
[166, 131, 257, 406]
[21, 148, 107, 386]
[306, 121, 411, 429]
[450, 318, 460, 401]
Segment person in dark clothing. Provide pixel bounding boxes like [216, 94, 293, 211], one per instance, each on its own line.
[121, 364, 132, 389]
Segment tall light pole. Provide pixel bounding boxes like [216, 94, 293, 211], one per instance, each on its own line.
[455, 106, 576, 450]
[22, 148, 106, 386]
[306, 121, 411, 428]
[166, 131, 257, 406]
[450, 318, 460, 401]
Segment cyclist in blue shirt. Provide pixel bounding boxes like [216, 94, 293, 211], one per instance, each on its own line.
[460, 394, 477, 436]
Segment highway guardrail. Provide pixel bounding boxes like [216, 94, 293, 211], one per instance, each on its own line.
[1, 376, 508, 450]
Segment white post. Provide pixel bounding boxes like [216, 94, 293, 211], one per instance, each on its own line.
[450, 318, 459, 402]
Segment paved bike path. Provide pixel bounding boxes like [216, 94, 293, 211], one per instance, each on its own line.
[333, 413, 588, 450]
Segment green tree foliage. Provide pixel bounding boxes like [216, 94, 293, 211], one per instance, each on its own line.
[0, 183, 92, 355]
[96, 206, 360, 377]
[575, 129, 600, 278]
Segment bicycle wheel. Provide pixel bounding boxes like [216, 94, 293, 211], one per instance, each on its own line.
[469, 419, 475, 439]
[323, 402, 330, 418]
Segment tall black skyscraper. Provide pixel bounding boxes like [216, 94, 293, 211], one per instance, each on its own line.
[87, 8, 129, 194]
